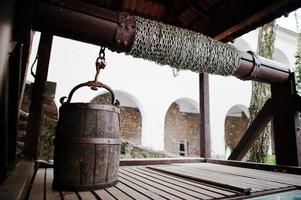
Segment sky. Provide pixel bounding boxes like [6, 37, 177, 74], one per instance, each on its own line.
[277, 8, 301, 33]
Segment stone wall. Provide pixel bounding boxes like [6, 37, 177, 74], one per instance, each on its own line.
[120, 107, 142, 144]
[92, 93, 142, 144]
[224, 114, 248, 149]
[164, 103, 200, 156]
[17, 111, 56, 161]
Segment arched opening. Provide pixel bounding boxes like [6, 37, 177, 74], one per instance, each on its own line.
[91, 90, 142, 145]
[273, 48, 290, 66]
[224, 105, 249, 158]
[164, 98, 200, 157]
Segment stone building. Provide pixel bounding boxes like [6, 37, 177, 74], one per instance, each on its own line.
[26, 22, 299, 158]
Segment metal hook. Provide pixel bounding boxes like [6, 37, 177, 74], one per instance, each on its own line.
[91, 47, 106, 90]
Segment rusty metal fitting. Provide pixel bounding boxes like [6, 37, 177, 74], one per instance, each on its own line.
[112, 12, 135, 52]
[240, 51, 261, 80]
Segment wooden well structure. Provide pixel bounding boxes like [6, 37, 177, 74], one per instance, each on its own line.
[1, 0, 301, 199]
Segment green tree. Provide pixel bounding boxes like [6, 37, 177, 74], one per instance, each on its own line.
[247, 21, 276, 163]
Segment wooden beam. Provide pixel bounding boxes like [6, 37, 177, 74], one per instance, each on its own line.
[33, 158, 206, 168]
[199, 73, 210, 157]
[235, 51, 289, 84]
[32, 1, 119, 48]
[23, 34, 53, 160]
[120, 158, 205, 166]
[32, 1, 292, 85]
[271, 77, 301, 166]
[228, 99, 274, 161]
[213, 0, 299, 41]
[207, 159, 301, 175]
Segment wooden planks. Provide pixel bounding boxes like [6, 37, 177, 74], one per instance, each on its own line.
[147, 163, 300, 194]
[34, 166, 241, 199]
[147, 165, 253, 193]
[148, 163, 301, 193]
[172, 164, 290, 190]
[123, 167, 228, 199]
[29, 169, 46, 200]
[0, 160, 35, 200]
[184, 163, 301, 187]
[131, 166, 237, 198]
[114, 182, 151, 200]
[120, 168, 202, 200]
[30, 163, 301, 200]
[45, 169, 61, 200]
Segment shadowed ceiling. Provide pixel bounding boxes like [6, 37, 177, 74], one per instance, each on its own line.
[78, 0, 301, 41]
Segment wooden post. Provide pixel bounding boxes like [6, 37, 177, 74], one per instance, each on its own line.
[0, 0, 16, 183]
[0, 67, 9, 183]
[23, 34, 53, 160]
[199, 73, 210, 158]
[0, 0, 16, 90]
[6, 43, 23, 168]
[271, 75, 301, 166]
[14, 0, 34, 120]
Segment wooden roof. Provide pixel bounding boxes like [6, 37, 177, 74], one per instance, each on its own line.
[78, 0, 301, 41]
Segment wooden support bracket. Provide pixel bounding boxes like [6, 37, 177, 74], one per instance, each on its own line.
[228, 98, 274, 161]
[229, 75, 301, 167]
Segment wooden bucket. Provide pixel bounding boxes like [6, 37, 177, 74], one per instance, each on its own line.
[52, 81, 121, 191]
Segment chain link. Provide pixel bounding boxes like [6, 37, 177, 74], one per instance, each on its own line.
[128, 16, 240, 76]
[91, 46, 106, 90]
[99, 46, 105, 59]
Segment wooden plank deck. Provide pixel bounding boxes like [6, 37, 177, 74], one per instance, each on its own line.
[29, 163, 300, 199]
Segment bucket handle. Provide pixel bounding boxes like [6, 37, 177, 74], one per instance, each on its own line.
[60, 81, 119, 107]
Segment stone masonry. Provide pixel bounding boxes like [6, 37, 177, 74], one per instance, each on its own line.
[164, 103, 200, 156]
[224, 114, 248, 149]
[92, 93, 142, 144]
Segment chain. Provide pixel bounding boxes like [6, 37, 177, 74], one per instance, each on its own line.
[91, 46, 106, 90]
[128, 16, 240, 76]
[99, 46, 105, 59]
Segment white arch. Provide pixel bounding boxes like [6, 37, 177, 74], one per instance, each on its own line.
[91, 89, 148, 145]
[273, 48, 291, 66]
[226, 104, 249, 118]
[233, 38, 252, 52]
[224, 104, 249, 158]
[91, 89, 144, 112]
[174, 98, 199, 113]
[164, 97, 200, 156]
